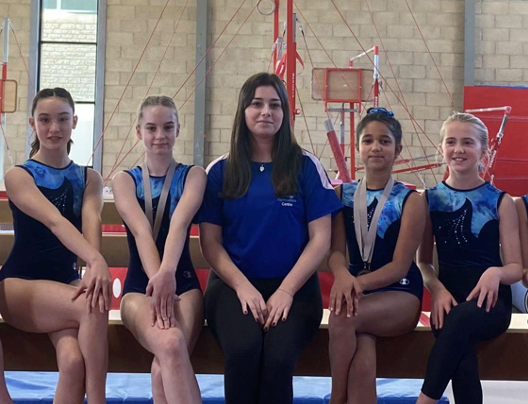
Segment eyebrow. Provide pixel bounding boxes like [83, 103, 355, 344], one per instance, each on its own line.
[362, 133, 393, 139]
[445, 137, 475, 141]
[145, 121, 176, 125]
[38, 112, 71, 117]
[252, 97, 281, 102]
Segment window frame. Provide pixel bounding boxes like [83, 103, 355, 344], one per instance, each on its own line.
[27, 0, 106, 172]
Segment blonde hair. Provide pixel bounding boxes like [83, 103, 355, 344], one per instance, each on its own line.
[440, 112, 489, 152]
[137, 95, 179, 126]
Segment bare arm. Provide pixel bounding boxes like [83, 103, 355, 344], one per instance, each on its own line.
[112, 171, 162, 279]
[278, 214, 331, 296]
[81, 169, 103, 252]
[417, 192, 445, 295]
[358, 192, 425, 292]
[199, 222, 251, 291]
[416, 191, 456, 328]
[516, 197, 528, 288]
[200, 222, 268, 323]
[159, 166, 206, 273]
[497, 194, 523, 285]
[5, 167, 105, 267]
[327, 187, 349, 279]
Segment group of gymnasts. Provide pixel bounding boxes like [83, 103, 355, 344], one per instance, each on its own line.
[0, 72, 526, 404]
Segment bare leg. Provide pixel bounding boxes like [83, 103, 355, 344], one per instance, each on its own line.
[0, 340, 13, 404]
[347, 334, 377, 404]
[151, 357, 168, 404]
[0, 278, 108, 404]
[121, 289, 203, 404]
[329, 292, 421, 404]
[49, 329, 85, 404]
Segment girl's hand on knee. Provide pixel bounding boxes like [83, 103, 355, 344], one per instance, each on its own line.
[329, 272, 362, 318]
[72, 258, 112, 313]
[146, 269, 179, 329]
[235, 281, 268, 324]
[431, 287, 457, 329]
[467, 267, 501, 312]
[263, 288, 293, 331]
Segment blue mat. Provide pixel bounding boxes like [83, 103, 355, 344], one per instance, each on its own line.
[5, 372, 449, 403]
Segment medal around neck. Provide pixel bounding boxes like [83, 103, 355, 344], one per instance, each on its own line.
[142, 159, 179, 243]
[353, 177, 394, 275]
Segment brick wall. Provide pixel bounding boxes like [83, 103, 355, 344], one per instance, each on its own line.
[475, 0, 528, 86]
[1, 0, 527, 187]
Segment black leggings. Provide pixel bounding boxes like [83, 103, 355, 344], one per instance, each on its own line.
[205, 272, 323, 404]
[421, 293, 511, 403]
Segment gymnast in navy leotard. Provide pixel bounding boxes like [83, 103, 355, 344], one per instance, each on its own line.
[122, 163, 201, 297]
[328, 108, 425, 404]
[1, 159, 86, 284]
[112, 95, 205, 404]
[0, 88, 110, 404]
[515, 195, 528, 288]
[417, 113, 523, 404]
[341, 181, 424, 299]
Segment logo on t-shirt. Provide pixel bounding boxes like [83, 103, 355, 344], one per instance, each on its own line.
[277, 197, 297, 207]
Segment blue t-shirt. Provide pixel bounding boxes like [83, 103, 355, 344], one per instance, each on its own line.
[341, 181, 423, 298]
[198, 151, 342, 279]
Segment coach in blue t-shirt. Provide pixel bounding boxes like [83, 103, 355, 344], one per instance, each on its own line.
[198, 73, 342, 404]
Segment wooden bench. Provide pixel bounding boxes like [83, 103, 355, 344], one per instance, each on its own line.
[1, 198, 528, 380]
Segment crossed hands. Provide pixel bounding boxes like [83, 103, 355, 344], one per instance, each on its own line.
[146, 268, 181, 329]
[72, 258, 112, 313]
[236, 282, 293, 331]
[329, 271, 363, 318]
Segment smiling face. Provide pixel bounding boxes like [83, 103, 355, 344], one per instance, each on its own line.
[441, 121, 486, 174]
[244, 85, 284, 141]
[29, 97, 77, 154]
[137, 105, 179, 155]
[358, 121, 402, 171]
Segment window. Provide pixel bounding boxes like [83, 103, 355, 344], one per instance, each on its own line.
[34, 0, 104, 167]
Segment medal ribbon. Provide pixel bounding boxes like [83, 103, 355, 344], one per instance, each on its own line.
[142, 159, 178, 242]
[353, 177, 394, 269]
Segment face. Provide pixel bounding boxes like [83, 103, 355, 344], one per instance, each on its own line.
[29, 97, 77, 152]
[358, 121, 401, 171]
[441, 121, 485, 174]
[244, 85, 284, 140]
[137, 106, 179, 155]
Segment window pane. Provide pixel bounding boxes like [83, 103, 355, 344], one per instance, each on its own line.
[43, 0, 58, 8]
[41, 9, 97, 43]
[62, 0, 98, 12]
[70, 103, 95, 165]
[40, 43, 96, 102]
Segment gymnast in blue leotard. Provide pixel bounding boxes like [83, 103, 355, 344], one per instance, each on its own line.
[416, 113, 523, 404]
[515, 195, 528, 288]
[328, 108, 425, 404]
[0, 88, 110, 404]
[112, 95, 205, 404]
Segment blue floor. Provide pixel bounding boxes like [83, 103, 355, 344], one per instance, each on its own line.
[5, 372, 449, 403]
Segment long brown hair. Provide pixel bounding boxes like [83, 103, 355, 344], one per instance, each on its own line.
[222, 73, 303, 199]
[30, 87, 75, 158]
